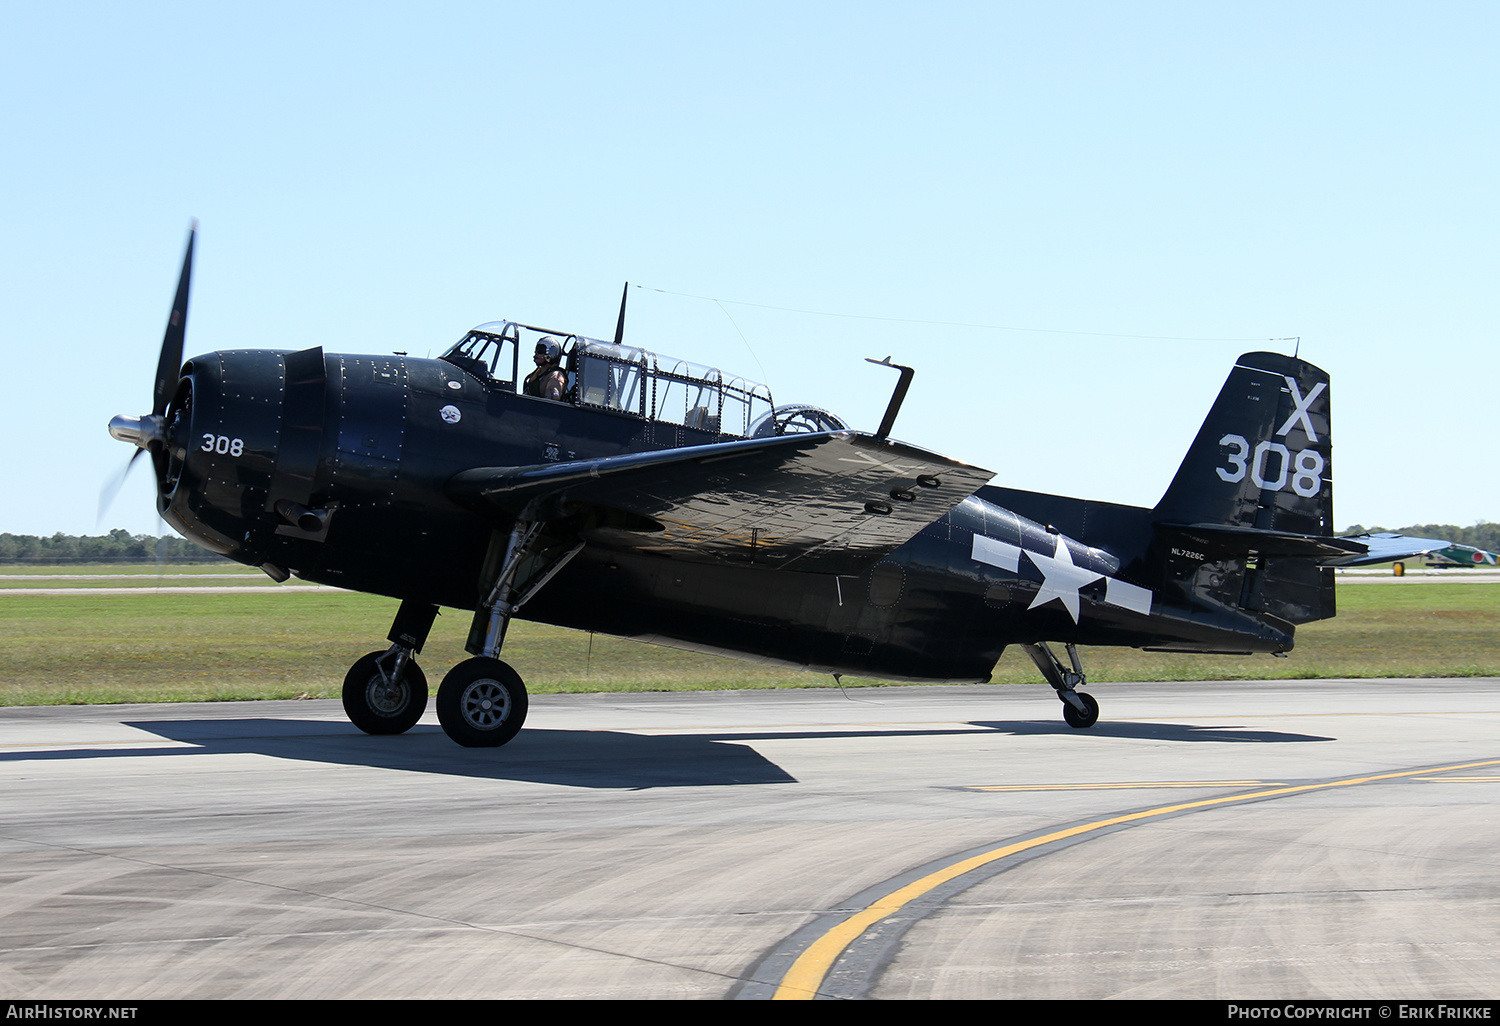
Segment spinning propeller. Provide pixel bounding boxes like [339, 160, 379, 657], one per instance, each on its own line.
[101, 223, 196, 520]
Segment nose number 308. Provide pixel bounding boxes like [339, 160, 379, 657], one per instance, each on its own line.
[201, 433, 245, 457]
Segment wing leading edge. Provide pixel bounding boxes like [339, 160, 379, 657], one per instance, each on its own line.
[447, 431, 993, 573]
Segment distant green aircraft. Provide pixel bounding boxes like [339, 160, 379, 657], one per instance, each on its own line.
[1426, 542, 1499, 568]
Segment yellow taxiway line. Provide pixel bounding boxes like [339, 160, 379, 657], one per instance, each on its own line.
[772, 757, 1500, 1000]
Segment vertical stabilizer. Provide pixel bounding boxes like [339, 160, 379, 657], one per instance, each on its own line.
[1154, 351, 1333, 537]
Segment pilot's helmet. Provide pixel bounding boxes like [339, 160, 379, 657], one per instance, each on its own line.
[535, 337, 562, 364]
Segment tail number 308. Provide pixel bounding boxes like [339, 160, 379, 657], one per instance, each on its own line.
[1217, 433, 1324, 497]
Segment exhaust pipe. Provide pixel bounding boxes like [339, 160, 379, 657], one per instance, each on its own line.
[274, 500, 330, 533]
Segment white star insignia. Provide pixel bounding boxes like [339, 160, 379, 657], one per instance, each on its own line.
[1024, 535, 1103, 624]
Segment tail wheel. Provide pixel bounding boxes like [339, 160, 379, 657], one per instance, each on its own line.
[437, 657, 528, 748]
[1062, 691, 1099, 729]
[343, 651, 428, 735]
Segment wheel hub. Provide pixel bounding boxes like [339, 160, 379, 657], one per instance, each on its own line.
[367, 678, 409, 716]
[461, 680, 510, 729]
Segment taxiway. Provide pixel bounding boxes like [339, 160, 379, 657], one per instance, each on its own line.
[0, 678, 1496, 999]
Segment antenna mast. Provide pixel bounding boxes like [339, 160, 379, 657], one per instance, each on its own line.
[613, 283, 629, 345]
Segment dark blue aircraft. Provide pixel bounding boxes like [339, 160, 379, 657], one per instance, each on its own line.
[108, 228, 1364, 746]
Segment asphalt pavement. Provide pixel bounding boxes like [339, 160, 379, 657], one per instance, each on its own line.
[0, 678, 1497, 999]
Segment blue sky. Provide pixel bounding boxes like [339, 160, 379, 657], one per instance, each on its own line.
[2, 2, 1496, 538]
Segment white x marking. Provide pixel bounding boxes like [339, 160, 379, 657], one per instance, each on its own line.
[1277, 376, 1327, 442]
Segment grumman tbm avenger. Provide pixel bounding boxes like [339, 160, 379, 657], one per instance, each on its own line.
[108, 228, 1366, 747]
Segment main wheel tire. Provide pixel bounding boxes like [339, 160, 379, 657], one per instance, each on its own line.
[342, 651, 428, 735]
[1062, 691, 1099, 729]
[437, 657, 528, 748]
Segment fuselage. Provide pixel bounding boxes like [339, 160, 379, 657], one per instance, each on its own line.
[157, 347, 1292, 685]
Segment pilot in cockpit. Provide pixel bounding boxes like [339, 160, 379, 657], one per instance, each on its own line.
[523, 338, 569, 401]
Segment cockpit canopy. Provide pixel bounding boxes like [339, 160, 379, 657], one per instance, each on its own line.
[441, 321, 841, 440]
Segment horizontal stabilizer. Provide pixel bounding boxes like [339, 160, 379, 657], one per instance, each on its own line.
[1158, 522, 1367, 562]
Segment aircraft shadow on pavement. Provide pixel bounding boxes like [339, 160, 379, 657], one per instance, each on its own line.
[971, 719, 1336, 743]
[0, 715, 1329, 787]
[0, 719, 798, 789]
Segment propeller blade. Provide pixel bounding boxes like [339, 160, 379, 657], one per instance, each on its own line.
[97, 447, 146, 525]
[153, 222, 196, 416]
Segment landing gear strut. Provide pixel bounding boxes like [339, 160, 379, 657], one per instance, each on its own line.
[434, 519, 581, 747]
[436, 518, 583, 748]
[1022, 641, 1100, 729]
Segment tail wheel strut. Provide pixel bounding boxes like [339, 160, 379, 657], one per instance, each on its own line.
[1022, 641, 1100, 729]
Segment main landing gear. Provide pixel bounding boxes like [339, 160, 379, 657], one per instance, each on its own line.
[435, 657, 528, 748]
[1022, 641, 1100, 728]
[341, 519, 583, 748]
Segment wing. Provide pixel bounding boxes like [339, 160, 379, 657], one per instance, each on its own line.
[1327, 532, 1450, 567]
[447, 431, 992, 573]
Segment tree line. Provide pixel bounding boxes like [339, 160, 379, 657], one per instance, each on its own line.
[0, 530, 228, 564]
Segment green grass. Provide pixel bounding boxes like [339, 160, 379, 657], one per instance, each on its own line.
[1069, 584, 1500, 683]
[0, 563, 256, 577]
[0, 589, 829, 705]
[0, 573, 1496, 705]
